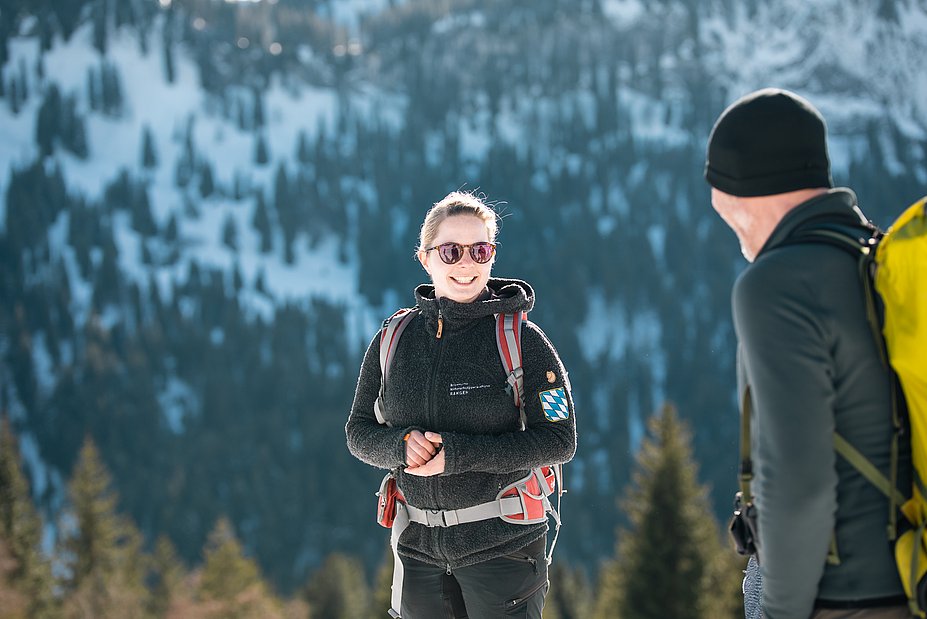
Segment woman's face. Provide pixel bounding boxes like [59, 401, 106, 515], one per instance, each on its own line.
[417, 215, 494, 303]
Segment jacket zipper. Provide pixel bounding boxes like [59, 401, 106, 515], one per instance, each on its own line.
[428, 304, 448, 566]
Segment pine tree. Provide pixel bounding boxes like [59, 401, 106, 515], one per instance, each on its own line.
[93, 0, 109, 55]
[0, 416, 57, 619]
[0, 536, 31, 617]
[199, 162, 215, 197]
[140, 125, 158, 169]
[148, 535, 184, 618]
[87, 66, 101, 111]
[295, 130, 311, 164]
[254, 269, 268, 296]
[35, 84, 61, 158]
[545, 562, 593, 619]
[593, 404, 743, 619]
[60, 437, 150, 618]
[64, 98, 89, 159]
[8, 76, 20, 115]
[368, 544, 393, 619]
[162, 28, 175, 84]
[303, 552, 370, 619]
[252, 89, 265, 128]
[196, 517, 282, 618]
[100, 62, 124, 116]
[165, 213, 179, 244]
[132, 186, 157, 237]
[221, 214, 238, 252]
[254, 133, 270, 166]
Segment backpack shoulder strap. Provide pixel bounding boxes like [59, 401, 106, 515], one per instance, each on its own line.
[374, 307, 419, 426]
[495, 312, 528, 430]
[785, 222, 906, 540]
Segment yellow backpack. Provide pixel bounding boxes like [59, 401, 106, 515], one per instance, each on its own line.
[878, 197, 927, 615]
[801, 196, 927, 616]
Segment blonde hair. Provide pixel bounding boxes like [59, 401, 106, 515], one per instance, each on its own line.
[418, 191, 498, 251]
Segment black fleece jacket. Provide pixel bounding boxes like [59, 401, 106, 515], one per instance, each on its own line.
[346, 278, 576, 569]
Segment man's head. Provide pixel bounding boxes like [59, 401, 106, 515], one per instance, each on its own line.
[705, 88, 833, 261]
[706, 88, 833, 197]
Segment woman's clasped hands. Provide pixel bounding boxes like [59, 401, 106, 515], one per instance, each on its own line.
[404, 430, 445, 476]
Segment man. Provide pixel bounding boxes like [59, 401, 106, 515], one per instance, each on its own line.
[704, 88, 911, 618]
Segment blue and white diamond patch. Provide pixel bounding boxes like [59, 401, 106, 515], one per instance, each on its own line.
[539, 388, 569, 422]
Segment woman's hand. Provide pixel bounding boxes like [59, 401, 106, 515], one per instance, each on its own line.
[405, 430, 438, 468]
[405, 432, 444, 476]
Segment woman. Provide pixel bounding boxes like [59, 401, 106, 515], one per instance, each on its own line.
[346, 190, 576, 618]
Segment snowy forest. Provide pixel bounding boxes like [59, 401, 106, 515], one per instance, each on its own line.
[1, 0, 926, 617]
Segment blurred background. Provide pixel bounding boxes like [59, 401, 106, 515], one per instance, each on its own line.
[0, 0, 925, 616]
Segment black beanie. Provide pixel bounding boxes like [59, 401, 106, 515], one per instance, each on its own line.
[705, 88, 834, 197]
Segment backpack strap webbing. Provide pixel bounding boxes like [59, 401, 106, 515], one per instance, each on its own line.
[375, 308, 419, 426]
[495, 312, 527, 429]
[494, 311, 565, 564]
[789, 226, 907, 541]
[738, 385, 754, 505]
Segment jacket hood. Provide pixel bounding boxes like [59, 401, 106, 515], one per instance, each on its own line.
[413, 277, 535, 331]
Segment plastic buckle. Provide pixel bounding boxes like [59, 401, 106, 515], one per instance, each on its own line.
[425, 509, 447, 527]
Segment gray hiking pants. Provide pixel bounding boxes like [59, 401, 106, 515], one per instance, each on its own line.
[398, 537, 548, 618]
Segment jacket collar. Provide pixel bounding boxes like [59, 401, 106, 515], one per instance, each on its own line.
[413, 278, 535, 333]
[757, 188, 870, 257]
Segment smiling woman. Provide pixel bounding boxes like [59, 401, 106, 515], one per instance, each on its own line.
[345, 190, 577, 618]
[417, 209, 495, 304]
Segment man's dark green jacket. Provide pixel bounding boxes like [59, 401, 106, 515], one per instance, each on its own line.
[733, 188, 910, 618]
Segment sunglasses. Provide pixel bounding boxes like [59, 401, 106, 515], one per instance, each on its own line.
[424, 242, 496, 265]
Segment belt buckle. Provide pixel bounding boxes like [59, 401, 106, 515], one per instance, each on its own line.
[425, 509, 446, 527]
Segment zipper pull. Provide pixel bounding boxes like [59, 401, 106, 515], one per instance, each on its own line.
[436, 310, 443, 339]
[446, 564, 452, 575]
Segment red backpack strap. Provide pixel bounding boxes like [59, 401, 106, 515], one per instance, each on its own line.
[495, 312, 527, 430]
[374, 308, 419, 426]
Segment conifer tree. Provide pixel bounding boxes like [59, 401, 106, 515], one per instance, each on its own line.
[593, 404, 743, 619]
[132, 186, 157, 237]
[0, 537, 31, 617]
[252, 89, 265, 129]
[8, 76, 20, 115]
[545, 562, 593, 619]
[162, 28, 175, 84]
[165, 213, 179, 244]
[35, 84, 61, 158]
[148, 535, 184, 618]
[254, 134, 270, 166]
[87, 66, 101, 111]
[304, 552, 370, 619]
[63, 97, 89, 159]
[0, 416, 57, 619]
[60, 437, 150, 618]
[368, 544, 393, 619]
[254, 268, 268, 296]
[92, 0, 109, 56]
[140, 125, 158, 169]
[196, 517, 282, 618]
[295, 130, 311, 164]
[100, 62, 124, 116]
[222, 214, 238, 252]
[199, 162, 214, 198]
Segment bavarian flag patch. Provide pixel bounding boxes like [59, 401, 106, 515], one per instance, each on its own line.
[539, 387, 569, 422]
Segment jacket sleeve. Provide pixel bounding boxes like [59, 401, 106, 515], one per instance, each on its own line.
[345, 331, 420, 470]
[439, 322, 577, 475]
[733, 262, 838, 619]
